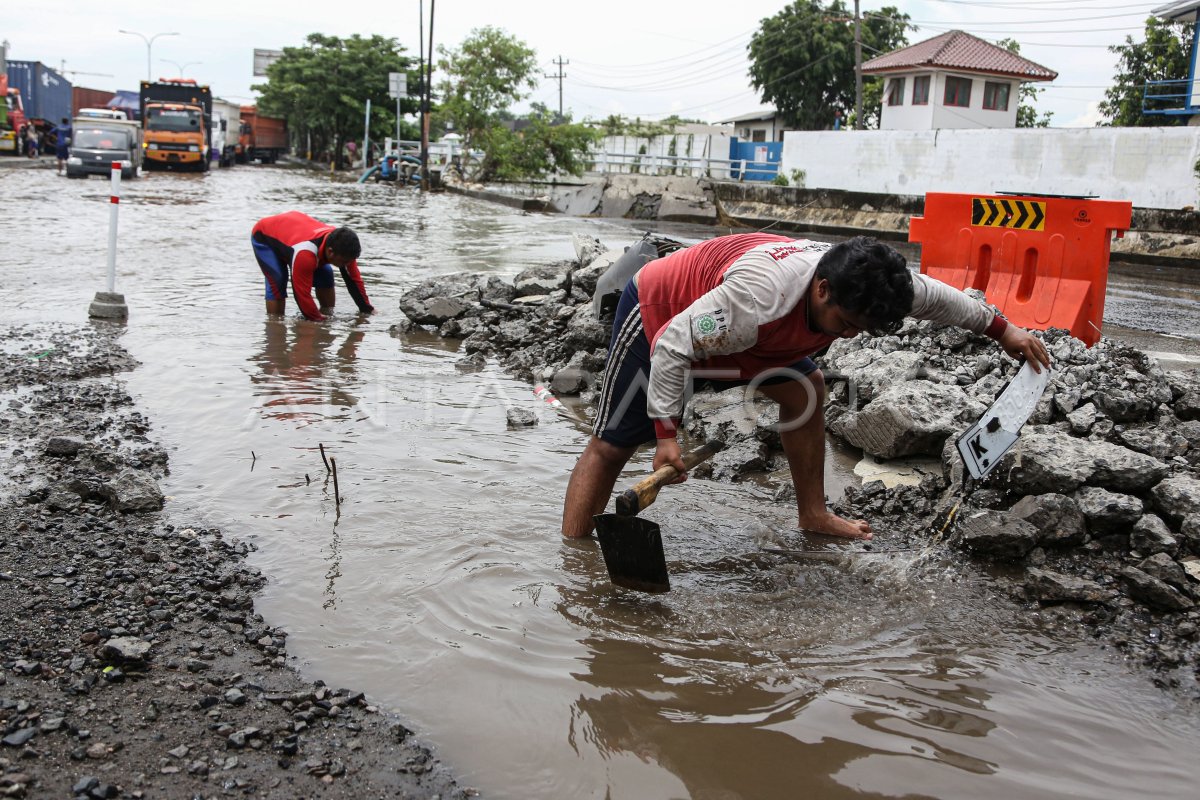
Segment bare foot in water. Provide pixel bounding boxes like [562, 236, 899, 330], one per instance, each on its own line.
[797, 510, 873, 540]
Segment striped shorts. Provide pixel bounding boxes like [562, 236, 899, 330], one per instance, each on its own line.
[592, 280, 818, 447]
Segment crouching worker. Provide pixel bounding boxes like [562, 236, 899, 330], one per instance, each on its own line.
[251, 211, 375, 320]
[561, 233, 1051, 540]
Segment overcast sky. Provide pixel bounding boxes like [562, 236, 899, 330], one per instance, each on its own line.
[2, 0, 1175, 128]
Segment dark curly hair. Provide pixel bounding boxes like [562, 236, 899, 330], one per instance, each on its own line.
[815, 236, 914, 335]
[325, 227, 362, 260]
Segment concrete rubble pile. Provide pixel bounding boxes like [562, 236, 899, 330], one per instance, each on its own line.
[397, 236, 1200, 690]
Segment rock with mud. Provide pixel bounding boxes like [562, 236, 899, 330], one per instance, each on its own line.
[1150, 475, 1200, 527]
[1025, 568, 1115, 605]
[102, 468, 164, 512]
[830, 381, 984, 458]
[1008, 493, 1086, 548]
[1119, 566, 1195, 611]
[1073, 486, 1144, 535]
[1001, 428, 1168, 495]
[955, 510, 1038, 559]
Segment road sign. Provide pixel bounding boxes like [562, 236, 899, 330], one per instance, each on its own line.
[389, 72, 407, 100]
[971, 197, 1046, 231]
[956, 360, 1051, 480]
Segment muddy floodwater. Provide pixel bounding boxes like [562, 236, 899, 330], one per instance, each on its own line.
[6, 165, 1200, 799]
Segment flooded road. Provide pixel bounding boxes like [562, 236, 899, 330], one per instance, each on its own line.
[5, 164, 1199, 799]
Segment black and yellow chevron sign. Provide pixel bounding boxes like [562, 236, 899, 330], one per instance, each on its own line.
[971, 197, 1046, 231]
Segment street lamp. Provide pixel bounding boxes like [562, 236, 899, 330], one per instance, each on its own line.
[118, 29, 179, 81]
[161, 59, 201, 78]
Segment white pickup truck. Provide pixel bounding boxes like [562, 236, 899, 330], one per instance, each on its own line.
[66, 116, 144, 179]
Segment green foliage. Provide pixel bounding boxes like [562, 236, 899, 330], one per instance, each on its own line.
[1100, 16, 1193, 127]
[435, 27, 596, 181]
[481, 106, 602, 182]
[436, 27, 537, 155]
[253, 33, 417, 167]
[772, 174, 790, 186]
[997, 38, 1053, 128]
[791, 168, 807, 187]
[748, 1, 910, 130]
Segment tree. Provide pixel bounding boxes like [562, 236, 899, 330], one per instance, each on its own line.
[997, 38, 1053, 128]
[487, 104, 601, 181]
[1099, 15, 1194, 127]
[436, 27, 537, 157]
[253, 33, 418, 167]
[748, 1, 910, 130]
[436, 28, 599, 181]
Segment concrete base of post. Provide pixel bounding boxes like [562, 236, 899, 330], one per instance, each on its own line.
[88, 291, 129, 320]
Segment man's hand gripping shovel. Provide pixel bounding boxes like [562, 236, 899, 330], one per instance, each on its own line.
[593, 440, 725, 593]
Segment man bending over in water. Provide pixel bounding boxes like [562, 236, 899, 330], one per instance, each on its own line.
[561, 233, 1050, 540]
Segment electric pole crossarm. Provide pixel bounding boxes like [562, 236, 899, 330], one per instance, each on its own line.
[544, 55, 568, 120]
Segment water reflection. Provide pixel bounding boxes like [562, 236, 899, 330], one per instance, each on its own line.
[250, 317, 367, 425]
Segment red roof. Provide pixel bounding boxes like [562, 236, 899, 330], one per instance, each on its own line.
[862, 30, 1057, 82]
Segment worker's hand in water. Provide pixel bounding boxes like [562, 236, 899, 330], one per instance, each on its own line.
[999, 325, 1052, 372]
[653, 437, 688, 484]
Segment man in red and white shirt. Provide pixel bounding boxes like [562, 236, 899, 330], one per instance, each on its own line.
[562, 233, 1051, 540]
[251, 211, 375, 321]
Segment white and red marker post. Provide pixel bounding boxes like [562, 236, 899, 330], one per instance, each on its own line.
[88, 161, 130, 320]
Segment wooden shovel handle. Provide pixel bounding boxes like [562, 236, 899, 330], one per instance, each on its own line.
[615, 439, 725, 517]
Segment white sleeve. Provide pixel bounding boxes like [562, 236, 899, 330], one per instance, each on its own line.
[645, 247, 816, 425]
[908, 273, 997, 333]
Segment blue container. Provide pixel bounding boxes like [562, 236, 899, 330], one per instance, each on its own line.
[6, 60, 72, 123]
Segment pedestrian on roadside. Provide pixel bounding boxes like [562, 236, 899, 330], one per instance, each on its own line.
[27, 130, 39, 159]
[17, 123, 28, 158]
[250, 211, 375, 321]
[560, 233, 1052, 541]
[54, 118, 71, 174]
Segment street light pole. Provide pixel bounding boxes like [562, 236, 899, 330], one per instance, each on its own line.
[161, 59, 201, 78]
[119, 29, 180, 81]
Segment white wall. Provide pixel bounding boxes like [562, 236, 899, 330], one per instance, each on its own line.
[780, 127, 1200, 210]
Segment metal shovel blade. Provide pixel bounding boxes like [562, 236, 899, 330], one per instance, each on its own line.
[593, 513, 671, 593]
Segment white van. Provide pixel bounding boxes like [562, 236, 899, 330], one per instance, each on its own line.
[77, 108, 129, 121]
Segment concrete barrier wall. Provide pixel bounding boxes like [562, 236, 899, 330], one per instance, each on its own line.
[781, 128, 1200, 211]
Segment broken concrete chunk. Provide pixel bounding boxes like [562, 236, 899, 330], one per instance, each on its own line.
[1025, 568, 1115, 604]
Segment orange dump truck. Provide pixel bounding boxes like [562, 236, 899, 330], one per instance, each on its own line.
[238, 105, 288, 164]
[140, 78, 212, 171]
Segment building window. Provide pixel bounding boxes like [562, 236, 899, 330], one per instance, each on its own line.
[944, 76, 972, 108]
[912, 75, 930, 105]
[983, 81, 1011, 111]
[751, 129, 767, 143]
[886, 77, 906, 106]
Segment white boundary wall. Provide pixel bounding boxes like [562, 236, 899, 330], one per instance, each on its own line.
[780, 127, 1200, 210]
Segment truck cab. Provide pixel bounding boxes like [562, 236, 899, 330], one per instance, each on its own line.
[139, 79, 212, 172]
[66, 118, 143, 179]
[0, 86, 28, 155]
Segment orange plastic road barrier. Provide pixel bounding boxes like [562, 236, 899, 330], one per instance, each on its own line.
[909, 193, 1132, 346]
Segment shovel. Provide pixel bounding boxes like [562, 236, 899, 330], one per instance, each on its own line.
[593, 439, 725, 593]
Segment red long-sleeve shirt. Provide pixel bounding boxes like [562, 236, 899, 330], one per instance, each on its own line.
[252, 211, 373, 321]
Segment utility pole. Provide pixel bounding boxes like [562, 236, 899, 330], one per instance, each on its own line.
[854, 0, 863, 130]
[544, 56, 568, 121]
[420, 0, 435, 191]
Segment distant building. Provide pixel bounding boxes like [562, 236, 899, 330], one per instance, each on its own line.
[715, 107, 797, 142]
[862, 30, 1056, 130]
[1143, 1, 1200, 120]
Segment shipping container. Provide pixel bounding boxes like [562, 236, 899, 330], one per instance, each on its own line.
[6, 61, 72, 125]
[72, 86, 115, 117]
